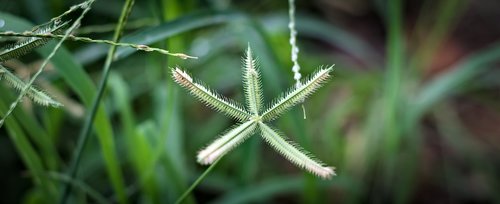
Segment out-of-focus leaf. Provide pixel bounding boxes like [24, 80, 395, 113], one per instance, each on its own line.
[411, 42, 500, 122]
[260, 13, 380, 67]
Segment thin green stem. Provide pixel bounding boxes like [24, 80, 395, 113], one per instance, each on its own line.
[0, 32, 196, 59]
[175, 158, 221, 204]
[288, 0, 308, 119]
[59, 0, 135, 203]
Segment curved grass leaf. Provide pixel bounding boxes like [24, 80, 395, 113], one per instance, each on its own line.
[410, 41, 500, 123]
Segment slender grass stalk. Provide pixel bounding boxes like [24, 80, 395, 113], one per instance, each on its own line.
[288, 0, 309, 119]
[0, 32, 196, 59]
[59, 0, 135, 203]
[174, 158, 221, 204]
[0, 0, 94, 128]
[288, 0, 301, 87]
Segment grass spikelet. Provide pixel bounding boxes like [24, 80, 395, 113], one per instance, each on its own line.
[0, 65, 62, 107]
[243, 46, 263, 115]
[258, 122, 335, 179]
[172, 67, 251, 121]
[174, 46, 334, 179]
[197, 121, 257, 164]
[262, 66, 333, 121]
[0, 19, 69, 62]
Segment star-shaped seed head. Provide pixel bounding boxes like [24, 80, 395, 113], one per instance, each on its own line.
[172, 45, 335, 179]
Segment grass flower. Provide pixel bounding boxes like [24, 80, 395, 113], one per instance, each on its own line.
[173, 45, 335, 179]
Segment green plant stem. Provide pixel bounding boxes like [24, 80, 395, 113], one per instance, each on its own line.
[58, 0, 135, 203]
[0, 0, 94, 128]
[0, 32, 196, 59]
[175, 158, 221, 204]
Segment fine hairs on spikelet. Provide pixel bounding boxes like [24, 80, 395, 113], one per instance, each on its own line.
[197, 121, 257, 165]
[172, 67, 251, 121]
[262, 66, 333, 122]
[242, 46, 263, 115]
[0, 19, 69, 62]
[173, 45, 335, 179]
[0, 65, 62, 107]
[258, 122, 335, 179]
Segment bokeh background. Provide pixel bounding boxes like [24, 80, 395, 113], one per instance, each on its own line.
[1, 0, 500, 203]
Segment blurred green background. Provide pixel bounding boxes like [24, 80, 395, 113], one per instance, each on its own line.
[1, 0, 500, 203]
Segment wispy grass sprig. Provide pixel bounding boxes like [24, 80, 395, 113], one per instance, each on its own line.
[173, 45, 335, 179]
[0, 0, 95, 128]
[0, 20, 69, 62]
[0, 32, 196, 59]
[0, 65, 62, 107]
[0, 0, 91, 63]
